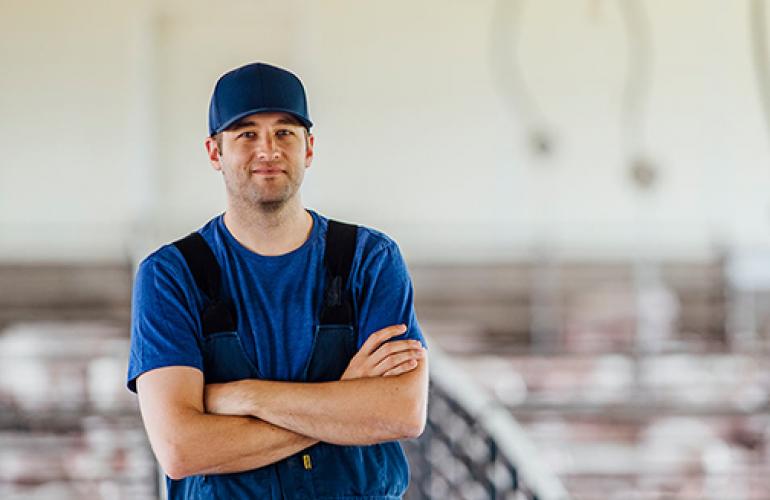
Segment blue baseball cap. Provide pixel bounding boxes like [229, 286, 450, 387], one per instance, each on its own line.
[208, 62, 312, 136]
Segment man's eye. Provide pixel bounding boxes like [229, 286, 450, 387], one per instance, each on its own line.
[276, 129, 294, 137]
[238, 131, 256, 139]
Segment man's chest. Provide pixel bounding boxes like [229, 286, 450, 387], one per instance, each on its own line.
[217, 255, 329, 380]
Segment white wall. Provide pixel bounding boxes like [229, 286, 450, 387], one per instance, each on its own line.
[0, 0, 137, 259]
[1, 0, 769, 262]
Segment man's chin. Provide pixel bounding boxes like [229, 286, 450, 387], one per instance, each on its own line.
[242, 186, 297, 213]
[256, 199, 288, 213]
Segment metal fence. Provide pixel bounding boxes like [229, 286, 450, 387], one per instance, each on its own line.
[403, 342, 570, 500]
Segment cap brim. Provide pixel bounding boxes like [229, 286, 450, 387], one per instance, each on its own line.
[213, 107, 313, 135]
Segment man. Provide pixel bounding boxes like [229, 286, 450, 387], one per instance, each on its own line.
[127, 61, 428, 499]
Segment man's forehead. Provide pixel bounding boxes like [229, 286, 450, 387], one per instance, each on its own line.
[227, 112, 303, 131]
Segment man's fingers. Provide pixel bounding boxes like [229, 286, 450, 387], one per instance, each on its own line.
[344, 325, 422, 380]
[373, 348, 424, 375]
[367, 339, 423, 366]
[383, 359, 419, 377]
[360, 324, 408, 355]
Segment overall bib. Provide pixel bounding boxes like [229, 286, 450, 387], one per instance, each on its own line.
[168, 221, 409, 499]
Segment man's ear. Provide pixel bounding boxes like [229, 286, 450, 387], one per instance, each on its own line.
[205, 136, 223, 171]
[305, 133, 314, 169]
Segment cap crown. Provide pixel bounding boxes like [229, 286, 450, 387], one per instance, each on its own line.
[208, 62, 312, 135]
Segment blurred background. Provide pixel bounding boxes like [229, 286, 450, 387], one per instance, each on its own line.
[2, 0, 770, 499]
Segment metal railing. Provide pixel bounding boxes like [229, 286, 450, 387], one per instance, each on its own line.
[403, 339, 570, 500]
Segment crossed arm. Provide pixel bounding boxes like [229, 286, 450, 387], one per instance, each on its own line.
[136, 325, 428, 480]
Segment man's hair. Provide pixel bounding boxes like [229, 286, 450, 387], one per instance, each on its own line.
[211, 116, 309, 156]
[212, 132, 224, 154]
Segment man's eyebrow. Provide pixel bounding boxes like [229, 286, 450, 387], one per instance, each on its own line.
[275, 116, 303, 126]
[226, 117, 301, 131]
[227, 120, 256, 131]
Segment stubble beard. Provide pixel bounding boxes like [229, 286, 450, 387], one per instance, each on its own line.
[226, 173, 300, 216]
[256, 199, 287, 213]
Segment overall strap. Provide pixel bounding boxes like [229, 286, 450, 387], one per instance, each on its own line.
[173, 233, 236, 336]
[320, 220, 359, 325]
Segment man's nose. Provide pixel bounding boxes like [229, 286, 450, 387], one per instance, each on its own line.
[256, 134, 280, 161]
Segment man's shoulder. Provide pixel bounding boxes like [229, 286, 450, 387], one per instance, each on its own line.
[355, 224, 399, 258]
[314, 210, 399, 259]
[138, 243, 181, 274]
[136, 216, 223, 281]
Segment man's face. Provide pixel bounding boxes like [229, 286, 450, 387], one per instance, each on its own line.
[205, 112, 314, 213]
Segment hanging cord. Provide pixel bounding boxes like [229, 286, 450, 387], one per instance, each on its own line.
[618, 0, 656, 189]
[489, 0, 554, 156]
[750, 0, 770, 145]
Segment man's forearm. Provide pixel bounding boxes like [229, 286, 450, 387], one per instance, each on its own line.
[151, 409, 317, 479]
[208, 359, 428, 446]
[176, 414, 318, 475]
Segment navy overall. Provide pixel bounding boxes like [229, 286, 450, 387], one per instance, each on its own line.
[167, 220, 409, 499]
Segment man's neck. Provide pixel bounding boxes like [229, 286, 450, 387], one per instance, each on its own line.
[223, 200, 313, 256]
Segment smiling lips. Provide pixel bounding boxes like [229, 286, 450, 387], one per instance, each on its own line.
[251, 168, 285, 176]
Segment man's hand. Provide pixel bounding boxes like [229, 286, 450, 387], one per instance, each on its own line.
[341, 324, 425, 380]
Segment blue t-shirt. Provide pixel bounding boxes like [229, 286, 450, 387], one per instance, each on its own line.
[127, 209, 424, 391]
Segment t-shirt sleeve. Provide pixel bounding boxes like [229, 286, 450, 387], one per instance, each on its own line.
[354, 239, 426, 348]
[127, 252, 204, 393]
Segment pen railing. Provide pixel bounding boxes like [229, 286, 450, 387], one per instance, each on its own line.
[403, 340, 570, 500]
